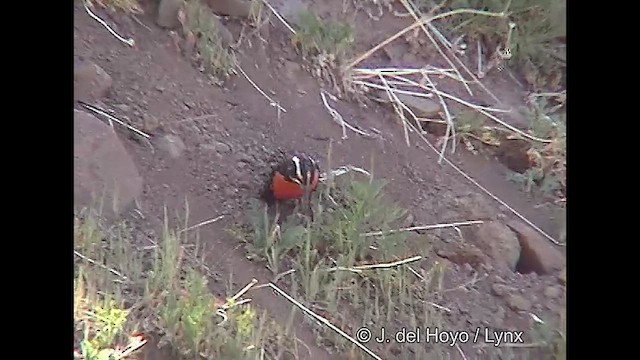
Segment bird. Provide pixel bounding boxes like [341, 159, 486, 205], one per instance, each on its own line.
[260, 151, 321, 215]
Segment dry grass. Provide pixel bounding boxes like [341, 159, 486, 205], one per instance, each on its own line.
[333, 0, 566, 243]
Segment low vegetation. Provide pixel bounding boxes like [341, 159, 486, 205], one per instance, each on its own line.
[73, 206, 296, 360]
[292, 11, 355, 61]
[179, 0, 238, 82]
[237, 172, 566, 358]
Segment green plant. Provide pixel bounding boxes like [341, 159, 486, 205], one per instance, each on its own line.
[182, 0, 238, 80]
[521, 95, 566, 199]
[74, 205, 296, 360]
[245, 201, 307, 276]
[74, 276, 145, 360]
[445, 0, 566, 89]
[242, 175, 452, 358]
[292, 11, 355, 59]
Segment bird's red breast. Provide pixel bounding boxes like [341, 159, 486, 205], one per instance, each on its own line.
[268, 152, 321, 201]
[271, 169, 320, 200]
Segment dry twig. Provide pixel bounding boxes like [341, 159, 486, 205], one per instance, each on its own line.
[345, 8, 508, 70]
[361, 220, 483, 237]
[261, 0, 296, 35]
[320, 91, 372, 139]
[74, 250, 128, 281]
[236, 65, 287, 113]
[178, 214, 226, 234]
[327, 255, 423, 273]
[255, 282, 383, 360]
[83, 0, 135, 47]
[78, 102, 151, 139]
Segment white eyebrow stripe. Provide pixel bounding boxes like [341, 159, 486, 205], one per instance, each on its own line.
[292, 156, 303, 182]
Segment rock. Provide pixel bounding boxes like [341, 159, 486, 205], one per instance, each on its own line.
[201, 141, 231, 154]
[157, 0, 182, 29]
[491, 283, 509, 297]
[378, 90, 442, 136]
[236, 153, 252, 164]
[506, 220, 566, 275]
[203, 0, 250, 17]
[74, 110, 143, 217]
[155, 134, 186, 159]
[544, 286, 562, 299]
[74, 59, 112, 102]
[114, 104, 131, 113]
[464, 221, 521, 272]
[435, 244, 489, 270]
[213, 141, 231, 154]
[505, 294, 531, 312]
[143, 114, 161, 133]
[403, 213, 415, 227]
[395, 93, 442, 118]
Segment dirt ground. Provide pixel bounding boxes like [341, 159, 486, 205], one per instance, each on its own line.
[74, 0, 566, 359]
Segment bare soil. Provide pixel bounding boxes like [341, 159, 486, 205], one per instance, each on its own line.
[74, 0, 566, 359]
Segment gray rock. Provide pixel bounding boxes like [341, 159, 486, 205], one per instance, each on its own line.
[157, 0, 183, 29]
[491, 283, 509, 297]
[114, 104, 131, 113]
[155, 134, 186, 159]
[143, 114, 161, 133]
[395, 93, 442, 118]
[74, 110, 143, 217]
[74, 59, 112, 102]
[544, 286, 562, 299]
[466, 221, 521, 272]
[505, 294, 531, 312]
[212, 141, 232, 154]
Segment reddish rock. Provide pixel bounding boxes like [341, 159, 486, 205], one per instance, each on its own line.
[74, 110, 143, 217]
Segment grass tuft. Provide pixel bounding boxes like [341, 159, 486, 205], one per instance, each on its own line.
[444, 0, 566, 90]
[240, 175, 452, 358]
[180, 0, 238, 81]
[240, 173, 566, 358]
[292, 10, 355, 61]
[74, 205, 296, 359]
